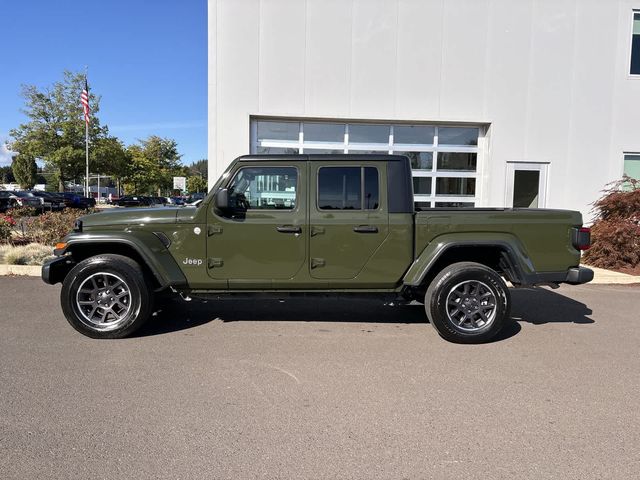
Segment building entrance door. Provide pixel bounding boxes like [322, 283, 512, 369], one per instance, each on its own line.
[505, 162, 549, 208]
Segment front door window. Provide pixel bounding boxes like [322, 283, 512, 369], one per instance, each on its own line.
[227, 167, 297, 210]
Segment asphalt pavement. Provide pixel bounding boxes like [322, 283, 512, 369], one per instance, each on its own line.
[1, 276, 639, 479]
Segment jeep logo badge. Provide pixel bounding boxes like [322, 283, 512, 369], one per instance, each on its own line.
[183, 258, 203, 266]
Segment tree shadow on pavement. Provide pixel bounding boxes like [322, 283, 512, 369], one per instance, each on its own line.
[136, 287, 593, 338]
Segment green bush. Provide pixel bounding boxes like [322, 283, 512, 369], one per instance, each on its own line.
[0, 214, 14, 243]
[7, 206, 37, 219]
[26, 209, 94, 246]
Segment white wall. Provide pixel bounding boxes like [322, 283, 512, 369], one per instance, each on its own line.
[208, 0, 640, 220]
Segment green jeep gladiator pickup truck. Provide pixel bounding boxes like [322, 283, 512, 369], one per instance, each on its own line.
[42, 155, 593, 343]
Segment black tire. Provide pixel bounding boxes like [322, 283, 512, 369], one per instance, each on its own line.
[425, 262, 510, 344]
[60, 254, 153, 339]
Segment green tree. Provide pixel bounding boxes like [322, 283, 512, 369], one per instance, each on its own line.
[12, 155, 38, 189]
[187, 175, 207, 194]
[93, 136, 131, 189]
[9, 70, 108, 190]
[0, 166, 15, 184]
[188, 159, 207, 177]
[123, 136, 184, 195]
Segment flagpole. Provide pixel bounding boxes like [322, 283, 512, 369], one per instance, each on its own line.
[85, 67, 89, 198]
[85, 113, 89, 198]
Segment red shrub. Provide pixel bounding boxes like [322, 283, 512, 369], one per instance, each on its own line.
[583, 176, 640, 270]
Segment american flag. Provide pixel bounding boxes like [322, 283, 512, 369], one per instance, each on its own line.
[80, 78, 90, 125]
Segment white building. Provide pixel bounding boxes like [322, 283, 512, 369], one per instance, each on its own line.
[208, 0, 640, 219]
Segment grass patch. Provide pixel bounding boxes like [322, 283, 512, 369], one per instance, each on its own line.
[0, 243, 55, 266]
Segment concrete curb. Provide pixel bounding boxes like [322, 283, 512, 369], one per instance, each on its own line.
[0, 264, 42, 277]
[589, 267, 640, 285]
[0, 264, 638, 285]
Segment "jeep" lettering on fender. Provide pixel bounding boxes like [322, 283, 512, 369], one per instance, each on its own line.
[182, 258, 203, 266]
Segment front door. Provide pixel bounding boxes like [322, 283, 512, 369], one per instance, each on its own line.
[505, 162, 549, 208]
[206, 162, 307, 287]
[309, 162, 388, 280]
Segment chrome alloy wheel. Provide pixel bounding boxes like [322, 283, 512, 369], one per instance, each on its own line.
[75, 272, 132, 331]
[445, 280, 497, 332]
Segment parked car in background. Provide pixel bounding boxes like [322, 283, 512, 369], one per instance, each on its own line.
[149, 196, 167, 206]
[188, 192, 205, 203]
[115, 195, 153, 207]
[0, 191, 20, 212]
[168, 196, 185, 206]
[31, 191, 66, 211]
[59, 192, 96, 209]
[11, 191, 45, 210]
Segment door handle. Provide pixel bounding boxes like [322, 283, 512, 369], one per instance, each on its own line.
[276, 225, 302, 234]
[353, 225, 378, 233]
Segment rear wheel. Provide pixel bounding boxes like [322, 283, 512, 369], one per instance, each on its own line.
[425, 262, 510, 343]
[61, 254, 153, 339]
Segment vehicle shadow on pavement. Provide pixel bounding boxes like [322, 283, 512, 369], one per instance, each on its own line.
[136, 288, 593, 339]
[510, 287, 594, 325]
[137, 297, 429, 337]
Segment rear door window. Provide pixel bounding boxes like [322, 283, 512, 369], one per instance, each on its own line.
[317, 167, 379, 210]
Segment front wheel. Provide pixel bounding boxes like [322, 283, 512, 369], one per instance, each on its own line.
[61, 254, 153, 339]
[425, 262, 510, 343]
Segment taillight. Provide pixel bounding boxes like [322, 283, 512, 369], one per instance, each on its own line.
[571, 227, 591, 251]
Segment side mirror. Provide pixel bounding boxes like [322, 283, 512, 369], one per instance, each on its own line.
[215, 188, 229, 210]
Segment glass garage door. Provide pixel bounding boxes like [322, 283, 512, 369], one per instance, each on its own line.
[251, 119, 482, 208]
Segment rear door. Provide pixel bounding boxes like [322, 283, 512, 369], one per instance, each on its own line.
[308, 161, 388, 279]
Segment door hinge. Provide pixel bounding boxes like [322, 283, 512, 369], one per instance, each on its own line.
[310, 258, 325, 269]
[207, 258, 224, 268]
[310, 226, 325, 237]
[207, 225, 223, 236]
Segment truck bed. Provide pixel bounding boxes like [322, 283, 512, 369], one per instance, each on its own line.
[413, 208, 583, 274]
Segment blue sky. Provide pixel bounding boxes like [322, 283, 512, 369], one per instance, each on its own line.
[0, 0, 207, 167]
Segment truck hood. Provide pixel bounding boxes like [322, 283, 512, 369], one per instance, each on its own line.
[81, 207, 198, 228]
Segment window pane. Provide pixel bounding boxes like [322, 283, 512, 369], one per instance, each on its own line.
[413, 177, 432, 195]
[348, 124, 389, 143]
[632, 15, 640, 75]
[257, 146, 299, 154]
[318, 167, 361, 210]
[623, 154, 640, 180]
[304, 123, 344, 142]
[395, 151, 433, 170]
[303, 148, 344, 155]
[394, 125, 435, 144]
[513, 170, 540, 208]
[228, 167, 297, 210]
[364, 167, 379, 210]
[257, 121, 299, 141]
[415, 201, 432, 209]
[436, 178, 476, 196]
[437, 152, 477, 171]
[346, 149, 389, 154]
[434, 202, 475, 208]
[438, 127, 479, 146]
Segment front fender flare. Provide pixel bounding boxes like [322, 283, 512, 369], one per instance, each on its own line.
[57, 231, 188, 289]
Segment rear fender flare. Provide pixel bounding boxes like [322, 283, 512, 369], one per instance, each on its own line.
[402, 232, 535, 287]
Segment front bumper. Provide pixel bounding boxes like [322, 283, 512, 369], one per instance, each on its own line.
[41, 256, 75, 285]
